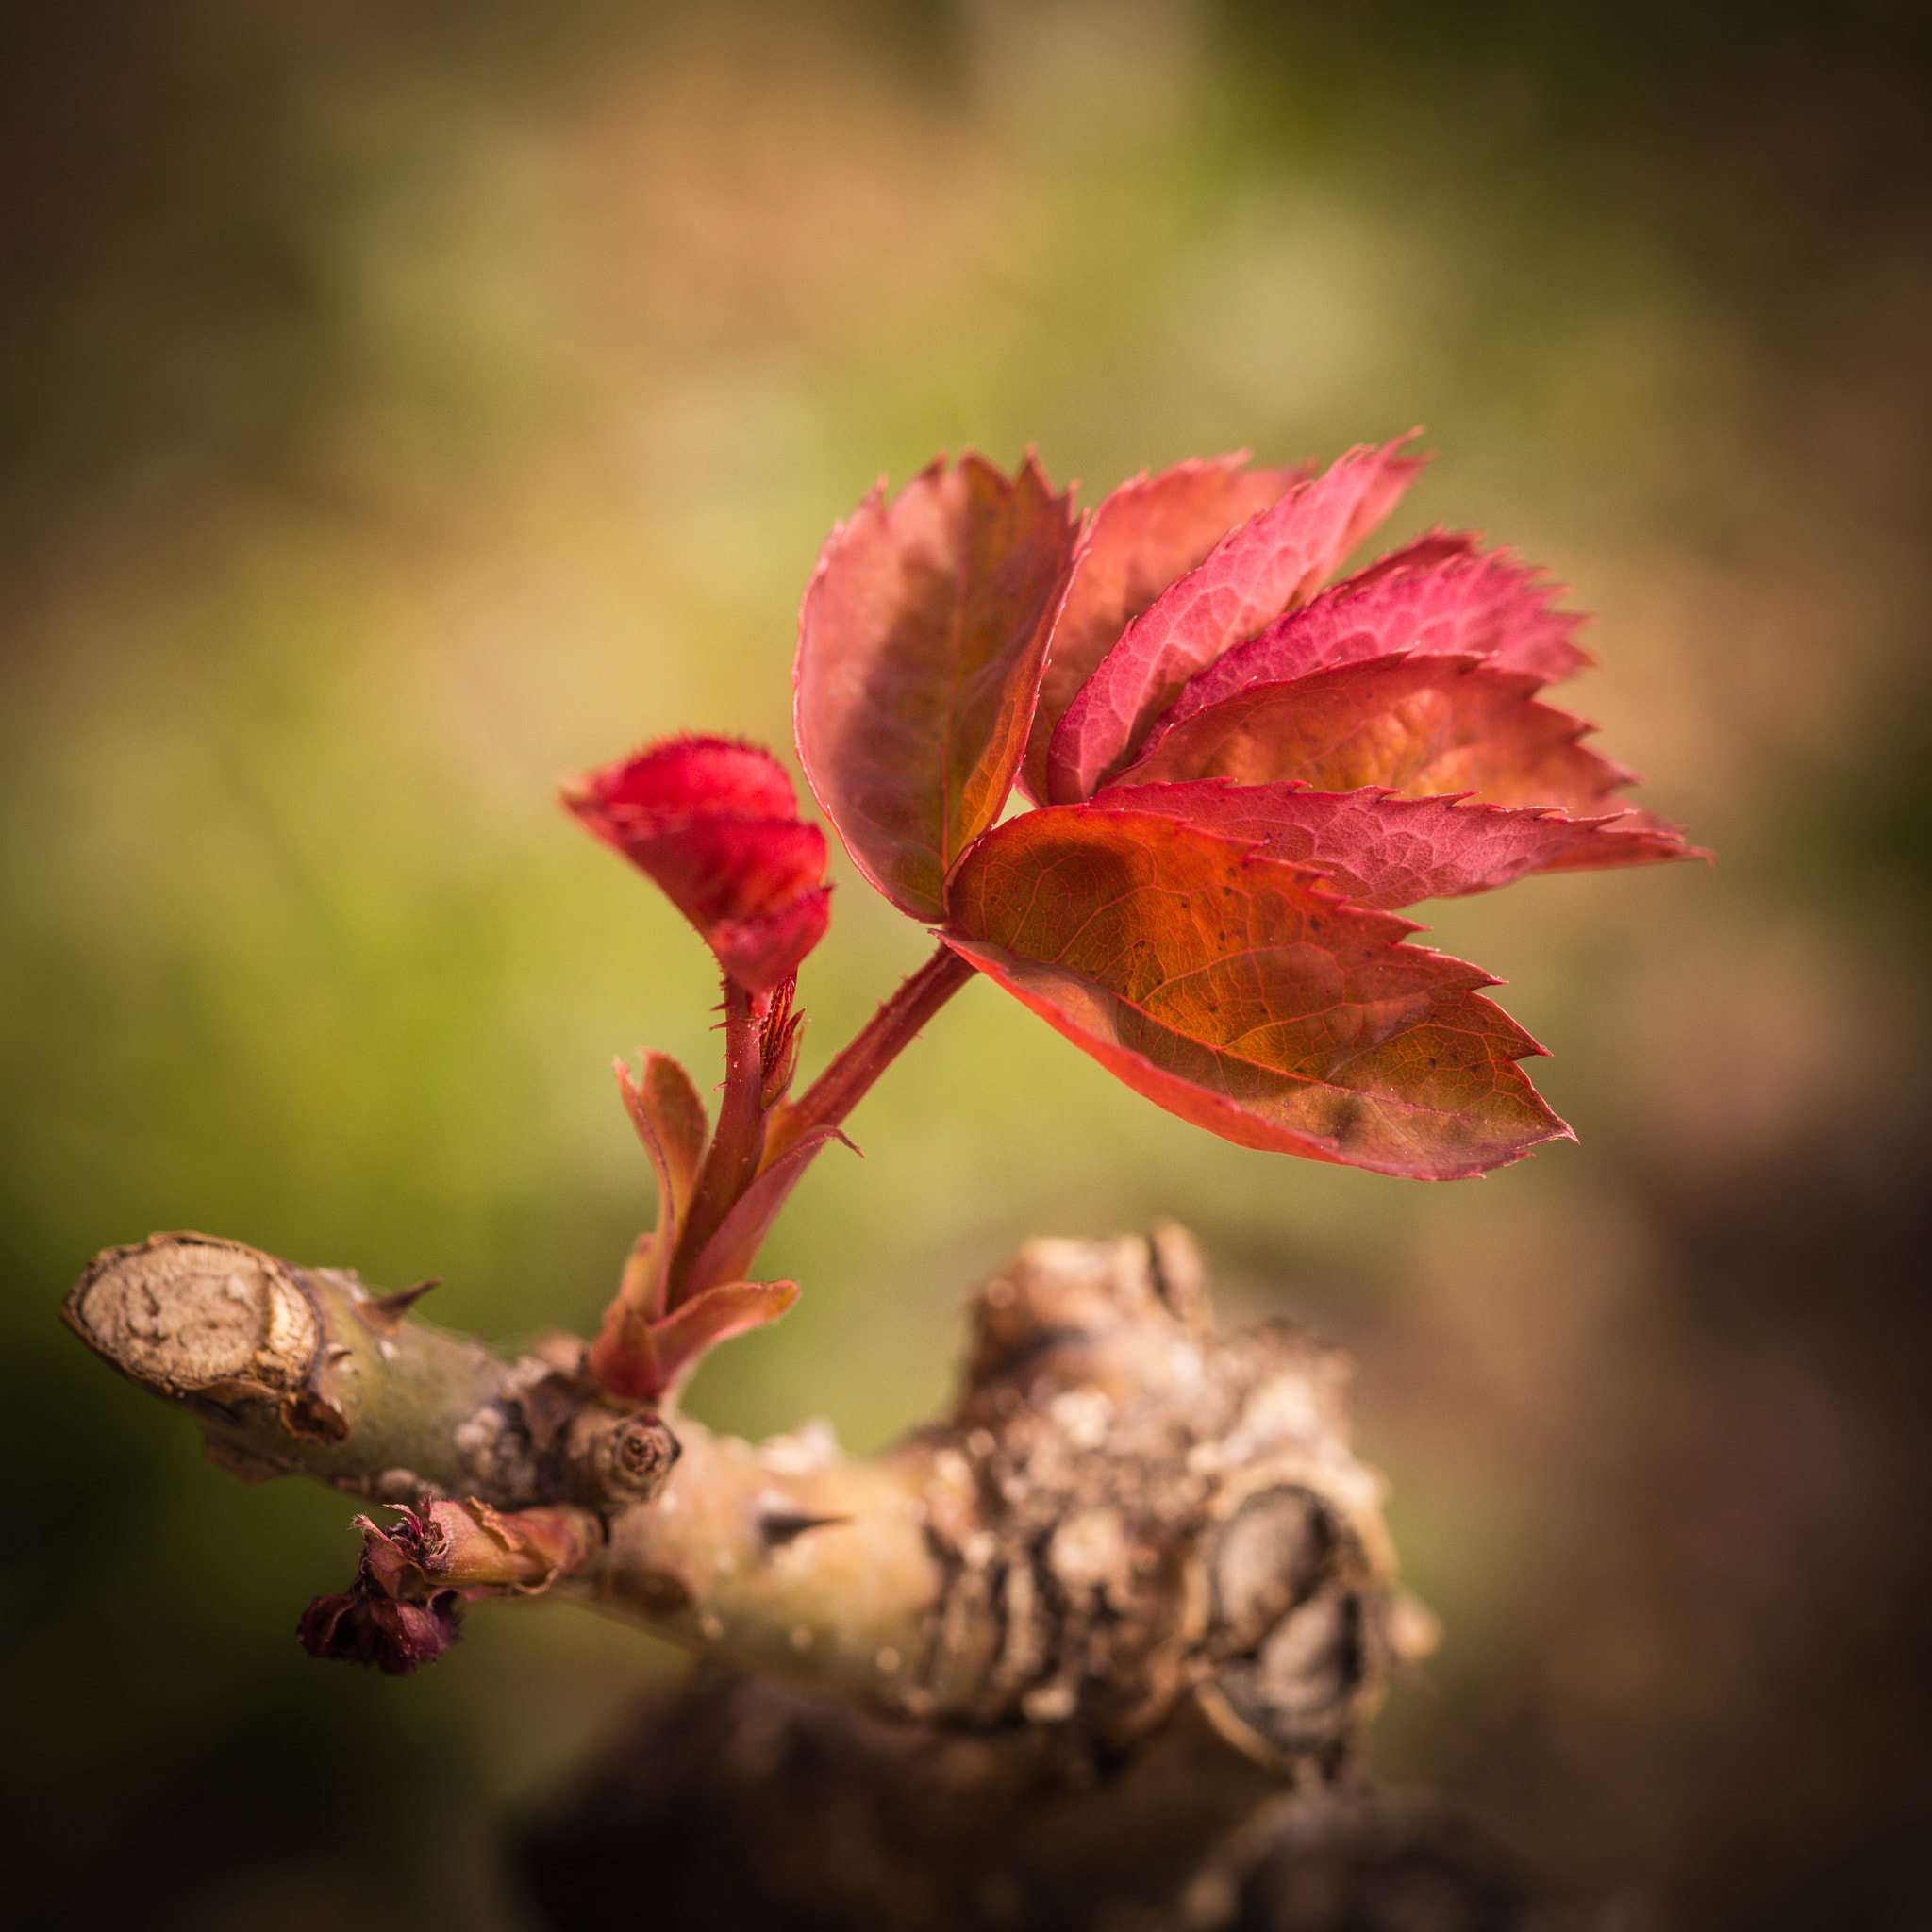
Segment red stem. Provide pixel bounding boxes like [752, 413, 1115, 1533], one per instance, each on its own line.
[766, 941, 976, 1162]
[667, 980, 768, 1307]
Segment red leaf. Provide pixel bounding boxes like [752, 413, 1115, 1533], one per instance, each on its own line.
[588, 1286, 660, 1401]
[621, 1052, 708, 1210]
[647, 1279, 800, 1397]
[1143, 543, 1591, 757]
[795, 452, 1080, 919]
[1112, 653, 1636, 814]
[1093, 780, 1697, 908]
[609, 815, 822, 932]
[942, 808, 1569, 1178]
[1017, 454, 1306, 805]
[613, 1051, 709, 1319]
[707, 888, 833, 999]
[1044, 438, 1426, 803]
[577, 736, 801, 819]
[679, 1124, 854, 1304]
[567, 736, 829, 994]
[1335, 527, 1481, 586]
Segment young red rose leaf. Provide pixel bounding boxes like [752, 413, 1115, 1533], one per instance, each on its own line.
[1112, 654, 1636, 814]
[1017, 454, 1307, 804]
[705, 886, 833, 1001]
[1143, 545, 1591, 757]
[588, 1284, 661, 1402]
[646, 1278, 801, 1398]
[679, 1124, 855, 1305]
[578, 734, 800, 819]
[613, 1051, 709, 1320]
[1093, 780, 1696, 908]
[941, 807, 1567, 1178]
[620, 1052, 708, 1213]
[1044, 438, 1426, 804]
[795, 452, 1080, 919]
[566, 736, 831, 994]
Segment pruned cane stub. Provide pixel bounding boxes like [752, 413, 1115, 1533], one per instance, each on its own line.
[63, 1233, 678, 1512]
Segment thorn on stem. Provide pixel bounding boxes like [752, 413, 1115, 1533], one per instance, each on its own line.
[756, 1501, 851, 1550]
[361, 1279, 441, 1334]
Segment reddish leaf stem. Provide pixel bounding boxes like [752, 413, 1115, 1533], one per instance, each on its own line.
[766, 941, 977, 1162]
[668, 979, 769, 1307]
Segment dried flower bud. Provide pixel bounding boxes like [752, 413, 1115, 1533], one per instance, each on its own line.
[297, 1583, 461, 1674]
[297, 1499, 602, 1674]
[566, 735, 831, 993]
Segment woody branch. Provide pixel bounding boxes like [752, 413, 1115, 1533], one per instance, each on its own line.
[63, 1224, 1426, 1776]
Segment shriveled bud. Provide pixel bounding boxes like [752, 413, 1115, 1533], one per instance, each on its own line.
[297, 1582, 460, 1674]
[565, 736, 831, 994]
[297, 1498, 603, 1674]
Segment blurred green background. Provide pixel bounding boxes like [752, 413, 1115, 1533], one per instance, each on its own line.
[5, 1, 1928, 1925]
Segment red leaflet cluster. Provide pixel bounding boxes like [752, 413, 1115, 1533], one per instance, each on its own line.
[566, 736, 830, 996]
[796, 442, 1700, 1179]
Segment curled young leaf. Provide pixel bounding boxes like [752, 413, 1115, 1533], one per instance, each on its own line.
[620, 1049, 706, 1174]
[758, 974, 806, 1108]
[613, 1051, 709, 1321]
[1045, 439, 1426, 804]
[566, 736, 830, 994]
[942, 808, 1568, 1178]
[1018, 453, 1306, 804]
[796, 452, 1080, 919]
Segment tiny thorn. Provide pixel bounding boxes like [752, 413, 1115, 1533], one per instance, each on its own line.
[361, 1279, 441, 1333]
[757, 1506, 851, 1550]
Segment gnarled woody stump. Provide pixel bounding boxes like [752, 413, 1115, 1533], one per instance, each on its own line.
[59, 1224, 1528, 1930]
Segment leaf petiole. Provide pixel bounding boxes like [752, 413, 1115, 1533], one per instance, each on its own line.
[765, 941, 977, 1164]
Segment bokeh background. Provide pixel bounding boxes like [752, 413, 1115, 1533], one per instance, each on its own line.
[5, 2, 1928, 1925]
